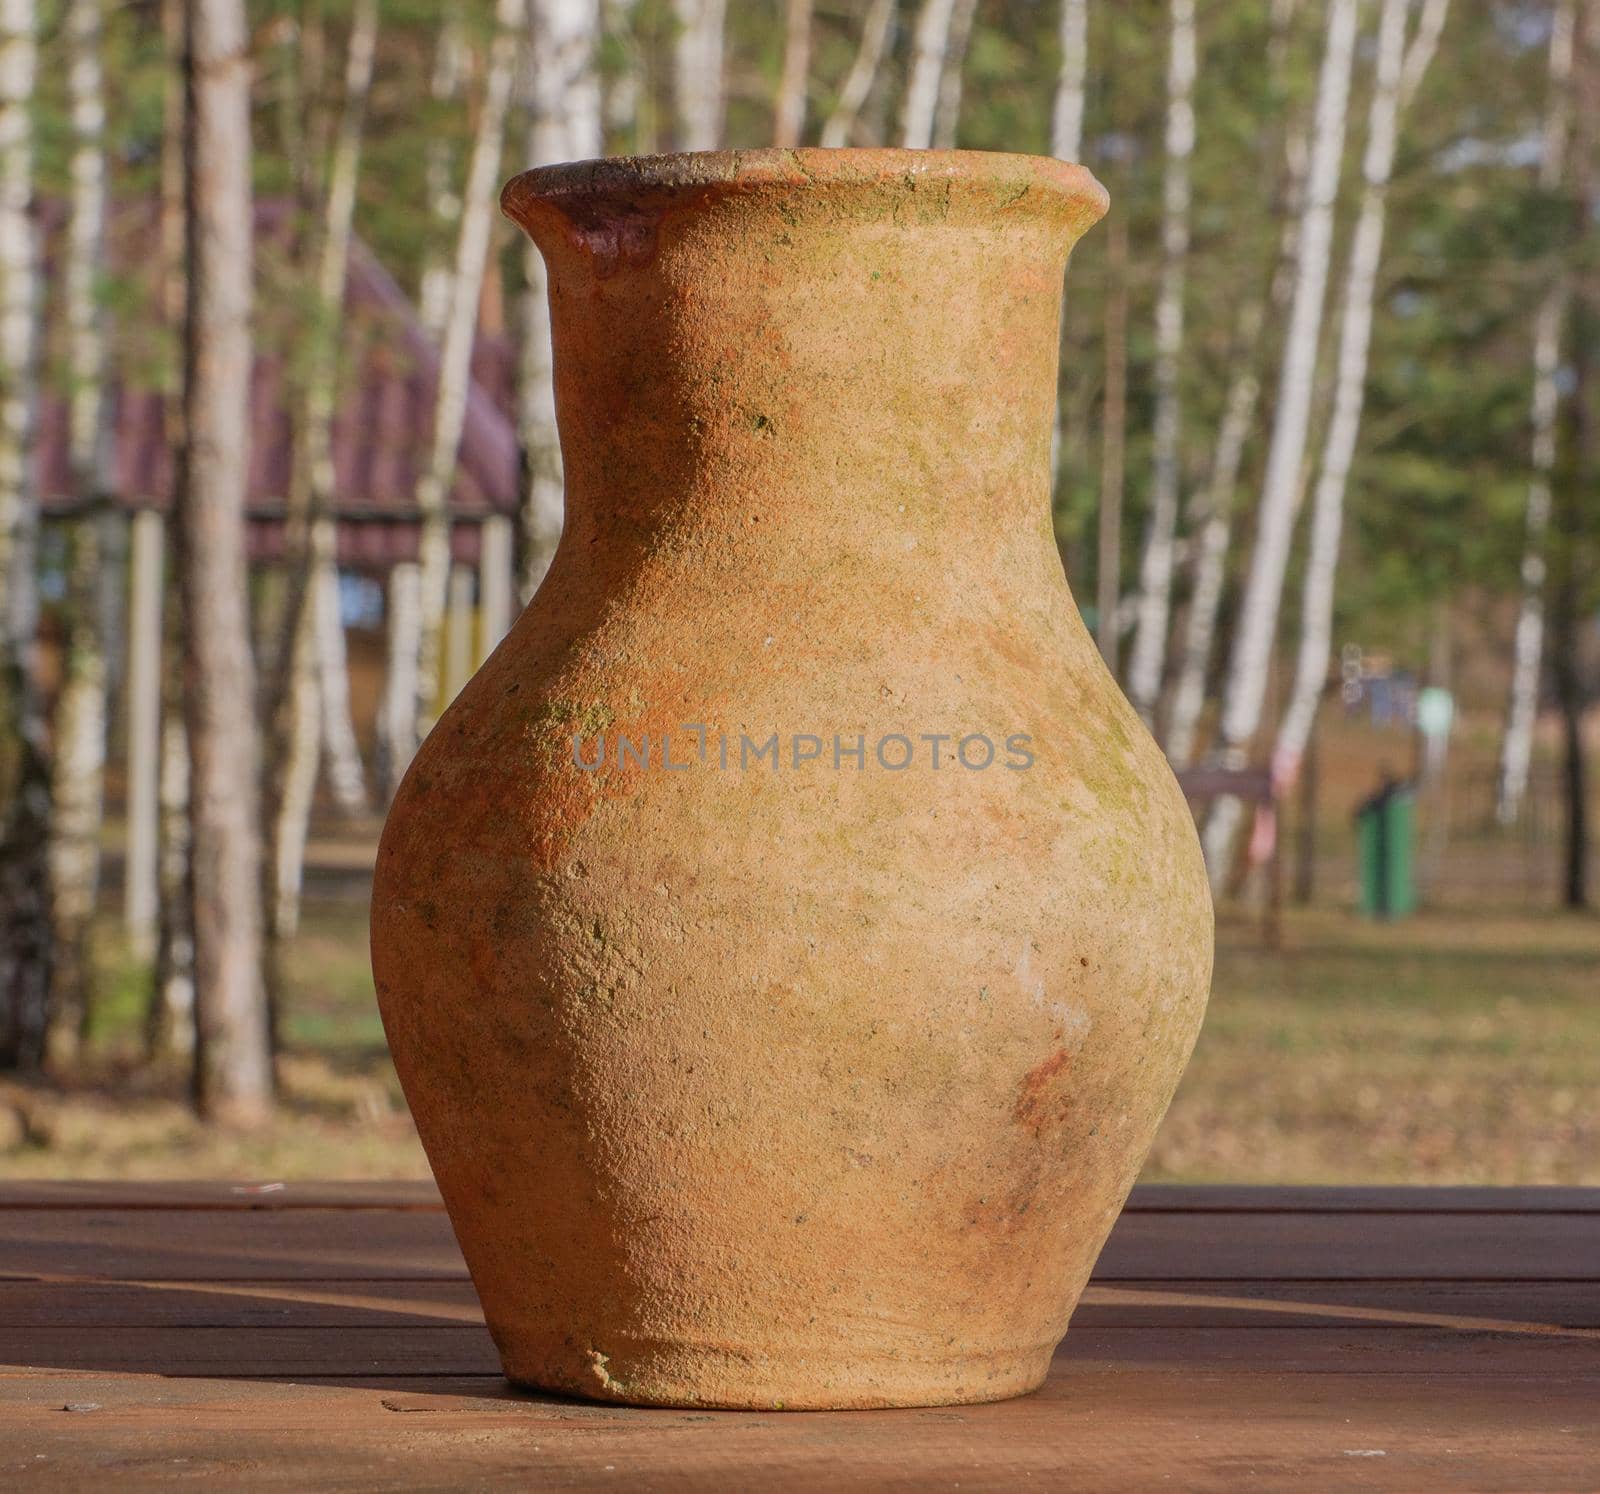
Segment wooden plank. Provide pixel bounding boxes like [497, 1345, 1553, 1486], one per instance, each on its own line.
[0, 1181, 441, 1210]
[2, 1204, 1595, 1283]
[1095, 1209, 1600, 1281]
[1124, 1186, 1600, 1214]
[0, 1369, 1593, 1491]
[0, 1279, 485, 1327]
[1, 1182, 1593, 1214]
[1076, 1279, 1600, 1329]
[1, 1323, 1595, 1379]
[1, 1277, 1596, 1330]
[0, 1209, 465, 1281]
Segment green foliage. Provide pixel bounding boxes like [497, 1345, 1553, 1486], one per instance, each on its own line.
[30, 0, 1590, 673]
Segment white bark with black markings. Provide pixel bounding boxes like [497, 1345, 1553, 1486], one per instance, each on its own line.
[263, 0, 378, 1011]
[900, 0, 957, 148]
[518, 0, 602, 605]
[1202, 0, 1362, 884]
[774, 0, 814, 147]
[1275, 0, 1449, 777]
[1126, 0, 1197, 723]
[412, 0, 522, 754]
[820, 0, 895, 148]
[1497, 0, 1575, 826]
[673, 0, 727, 150]
[49, 0, 116, 1042]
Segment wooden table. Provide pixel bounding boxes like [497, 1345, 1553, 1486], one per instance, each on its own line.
[1, 1183, 1595, 1489]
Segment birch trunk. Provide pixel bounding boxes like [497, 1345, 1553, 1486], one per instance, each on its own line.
[412, 0, 522, 753]
[1125, 0, 1196, 723]
[261, 0, 378, 1030]
[0, 0, 52, 1068]
[601, 0, 645, 152]
[1047, 0, 1087, 501]
[819, 0, 894, 148]
[179, 0, 272, 1121]
[672, 0, 726, 151]
[1275, 0, 1449, 778]
[1097, 195, 1129, 673]
[1496, 0, 1576, 826]
[377, 562, 421, 802]
[773, 0, 814, 147]
[148, 0, 193, 1057]
[1201, 0, 1362, 885]
[317, 563, 365, 814]
[1163, 0, 1310, 766]
[1163, 305, 1263, 767]
[49, 0, 115, 1044]
[931, 0, 978, 149]
[900, 0, 957, 148]
[149, 687, 195, 1059]
[1052, 0, 1087, 160]
[518, 0, 602, 605]
[420, 8, 467, 344]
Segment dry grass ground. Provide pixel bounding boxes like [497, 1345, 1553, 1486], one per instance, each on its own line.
[1, 891, 1595, 1185]
[1147, 902, 1599, 1183]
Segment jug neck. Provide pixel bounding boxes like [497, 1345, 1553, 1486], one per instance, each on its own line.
[503, 150, 1108, 566]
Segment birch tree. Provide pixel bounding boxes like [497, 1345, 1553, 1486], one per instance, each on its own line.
[673, 0, 726, 150]
[900, 0, 957, 148]
[420, 8, 467, 344]
[1163, 304, 1264, 766]
[819, 0, 894, 148]
[1097, 194, 1129, 672]
[411, 0, 522, 753]
[178, 0, 273, 1122]
[931, 0, 977, 149]
[1275, 0, 1450, 779]
[601, 0, 645, 151]
[1047, 0, 1087, 502]
[1124, 0, 1196, 723]
[149, 0, 193, 1058]
[1052, 0, 1087, 163]
[376, 561, 421, 800]
[49, 0, 115, 1040]
[1495, 0, 1576, 825]
[263, 0, 378, 1002]
[317, 568, 365, 813]
[1164, 0, 1307, 766]
[0, 0, 52, 1068]
[773, 0, 814, 147]
[1201, 0, 1362, 883]
[518, 0, 602, 604]
[149, 615, 195, 1059]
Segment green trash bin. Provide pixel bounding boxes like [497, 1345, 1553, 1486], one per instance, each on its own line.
[1355, 779, 1416, 919]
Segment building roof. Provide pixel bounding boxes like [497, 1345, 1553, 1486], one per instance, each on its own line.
[36, 199, 521, 569]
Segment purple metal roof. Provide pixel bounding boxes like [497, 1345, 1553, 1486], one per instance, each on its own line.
[36, 199, 522, 569]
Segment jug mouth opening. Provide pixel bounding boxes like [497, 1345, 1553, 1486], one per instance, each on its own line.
[501, 148, 1109, 251]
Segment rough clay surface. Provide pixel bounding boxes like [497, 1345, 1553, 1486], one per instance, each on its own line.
[373, 148, 1213, 1411]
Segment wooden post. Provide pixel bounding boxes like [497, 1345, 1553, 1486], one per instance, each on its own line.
[477, 514, 512, 664]
[124, 508, 164, 955]
[445, 563, 474, 704]
[1294, 726, 1318, 906]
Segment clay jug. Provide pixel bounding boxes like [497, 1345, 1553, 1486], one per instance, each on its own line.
[373, 148, 1212, 1410]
